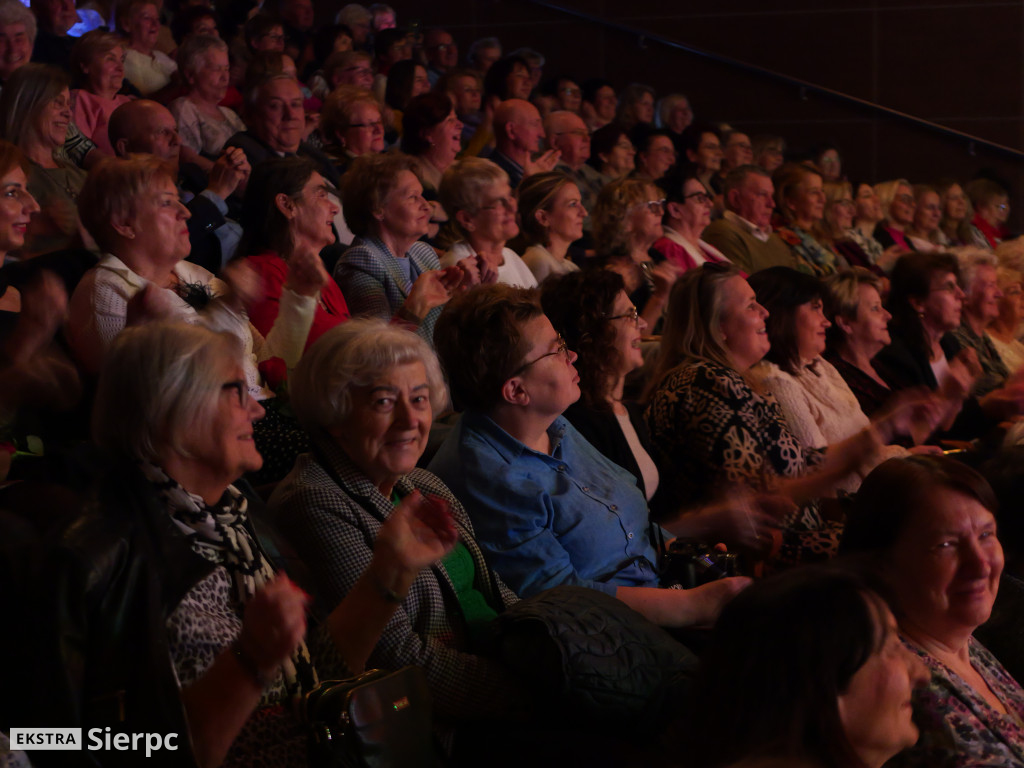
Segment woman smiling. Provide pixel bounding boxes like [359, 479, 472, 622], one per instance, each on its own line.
[70, 30, 132, 156]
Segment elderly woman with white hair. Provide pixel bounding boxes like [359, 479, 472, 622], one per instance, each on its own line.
[438, 157, 536, 288]
[169, 35, 246, 171]
[27, 320, 455, 767]
[269, 317, 525, 730]
[0, 0, 34, 87]
[947, 246, 1012, 396]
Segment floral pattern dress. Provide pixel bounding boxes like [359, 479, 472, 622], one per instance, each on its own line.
[645, 360, 842, 566]
[888, 637, 1024, 767]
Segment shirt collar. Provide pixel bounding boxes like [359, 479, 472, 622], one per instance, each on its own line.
[724, 209, 771, 242]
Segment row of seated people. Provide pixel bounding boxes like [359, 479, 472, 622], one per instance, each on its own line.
[0, 1, 1021, 765]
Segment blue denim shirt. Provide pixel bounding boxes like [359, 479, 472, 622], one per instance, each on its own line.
[428, 411, 659, 598]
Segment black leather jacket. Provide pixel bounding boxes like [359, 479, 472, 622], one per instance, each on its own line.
[22, 463, 211, 767]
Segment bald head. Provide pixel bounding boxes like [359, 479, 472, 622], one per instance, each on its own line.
[494, 98, 543, 155]
[109, 99, 181, 167]
[545, 110, 589, 169]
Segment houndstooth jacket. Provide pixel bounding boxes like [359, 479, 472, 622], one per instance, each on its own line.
[268, 437, 522, 723]
[332, 236, 443, 344]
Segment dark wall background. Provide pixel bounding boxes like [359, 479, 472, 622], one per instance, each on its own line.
[325, 0, 1024, 228]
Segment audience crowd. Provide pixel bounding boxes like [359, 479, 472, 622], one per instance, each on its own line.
[3, 1, 1024, 766]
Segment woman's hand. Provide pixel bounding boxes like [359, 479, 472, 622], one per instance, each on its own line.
[649, 260, 681, 298]
[283, 247, 329, 298]
[375, 490, 459, 577]
[219, 260, 261, 310]
[237, 574, 309, 683]
[404, 270, 453, 320]
[675, 576, 752, 627]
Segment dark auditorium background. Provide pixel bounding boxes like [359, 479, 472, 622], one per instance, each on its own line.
[337, 0, 1024, 228]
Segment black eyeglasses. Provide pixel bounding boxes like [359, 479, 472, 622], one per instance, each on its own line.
[512, 334, 570, 375]
[683, 191, 713, 205]
[607, 305, 640, 327]
[222, 380, 248, 407]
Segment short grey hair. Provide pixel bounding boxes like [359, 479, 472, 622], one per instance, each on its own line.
[0, 0, 36, 45]
[952, 245, 999, 295]
[93, 322, 244, 464]
[290, 318, 447, 434]
[244, 72, 296, 111]
[177, 33, 227, 80]
[336, 3, 371, 26]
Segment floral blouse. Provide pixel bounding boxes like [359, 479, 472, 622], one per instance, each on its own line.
[888, 637, 1024, 767]
[645, 360, 842, 566]
[774, 224, 843, 276]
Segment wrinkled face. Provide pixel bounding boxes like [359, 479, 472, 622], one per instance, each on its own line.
[129, 175, 192, 265]
[626, 188, 663, 247]
[537, 181, 585, 245]
[507, 62, 532, 100]
[794, 296, 831, 361]
[337, 58, 373, 90]
[84, 45, 126, 95]
[817, 148, 841, 181]
[132, 104, 180, 162]
[667, 99, 692, 134]
[556, 79, 581, 113]
[513, 314, 580, 417]
[639, 135, 676, 180]
[854, 183, 883, 223]
[787, 173, 825, 226]
[608, 289, 646, 375]
[999, 280, 1024, 325]
[912, 191, 942, 234]
[688, 131, 722, 173]
[733, 174, 775, 230]
[723, 132, 752, 170]
[916, 270, 964, 333]
[592, 85, 616, 121]
[844, 284, 891, 350]
[377, 170, 430, 241]
[177, 360, 265, 485]
[466, 180, 519, 245]
[889, 184, 916, 227]
[449, 74, 481, 116]
[719, 275, 770, 371]
[673, 178, 712, 232]
[967, 263, 1003, 324]
[288, 172, 338, 251]
[252, 78, 304, 153]
[334, 362, 433, 493]
[837, 601, 929, 768]
[549, 116, 589, 168]
[340, 101, 384, 155]
[888, 490, 1004, 643]
[0, 23, 31, 82]
[0, 165, 40, 253]
[130, 3, 161, 51]
[942, 183, 968, 221]
[421, 108, 462, 164]
[35, 87, 71, 150]
[600, 134, 635, 178]
[191, 47, 229, 103]
[510, 106, 544, 153]
[826, 192, 855, 231]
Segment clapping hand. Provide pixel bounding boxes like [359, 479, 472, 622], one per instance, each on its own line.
[376, 490, 459, 574]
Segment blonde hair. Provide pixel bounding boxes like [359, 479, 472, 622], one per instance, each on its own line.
[437, 157, 507, 245]
[873, 179, 911, 226]
[592, 177, 659, 257]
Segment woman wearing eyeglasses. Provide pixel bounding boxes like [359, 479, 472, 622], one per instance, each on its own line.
[653, 170, 729, 274]
[821, 181, 886, 276]
[438, 157, 537, 288]
[318, 85, 385, 178]
[592, 177, 680, 332]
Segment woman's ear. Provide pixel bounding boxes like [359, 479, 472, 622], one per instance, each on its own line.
[455, 208, 475, 233]
[534, 207, 551, 229]
[834, 313, 855, 337]
[500, 375, 529, 407]
[110, 214, 135, 240]
[908, 296, 926, 316]
[274, 192, 295, 219]
[666, 201, 685, 221]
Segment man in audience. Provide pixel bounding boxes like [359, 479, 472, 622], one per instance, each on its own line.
[490, 98, 557, 188]
[226, 74, 339, 186]
[547, 110, 602, 220]
[701, 165, 800, 274]
[467, 36, 501, 78]
[440, 68, 483, 147]
[109, 100, 249, 271]
[30, 0, 76, 69]
[424, 27, 457, 86]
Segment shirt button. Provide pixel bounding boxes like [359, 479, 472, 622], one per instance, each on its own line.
[581, 486, 589, 492]
[627, 532, 634, 539]
[610, 505, 617, 511]
[558, 465, 567, 472]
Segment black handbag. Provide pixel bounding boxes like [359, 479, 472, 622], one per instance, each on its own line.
[301, 666, 438, 768]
